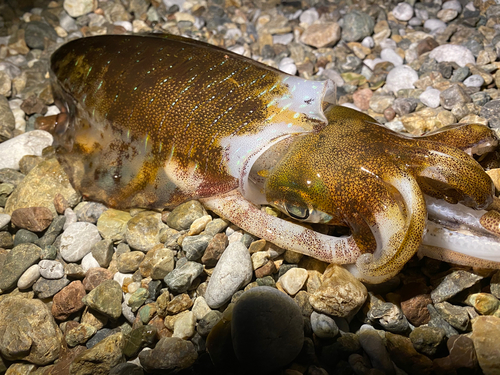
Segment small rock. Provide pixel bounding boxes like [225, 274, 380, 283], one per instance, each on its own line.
[300, 22, 341, 48]
[429, 45, 475, 68]
[471, 316, 500, 374]
[74, 202, 108, 223]
[466, 293, 500, 315]
[51, 280, 87, 320]
[69, 332, 124, 374]
[96, 208, 132, 242]
[463, 74, 485, 88]
[60, 222, 102, 262]
[385, 332, 433, 374]
[64, 0, 95, 17]
[0, 243, 41, 291]
[392, 2, 413, 21]
[231, 286, 304, 373]
[83, 267, 114, 291]
[279, 267, 309, 296]
[91, 239, 114, 268]
[17, 264, 40, 289]
[0, 130, 53, 170]
[342, 11, 374, 42]
[33, 276, 70, 299]
[358, 325, 395, 374]
[385, 65, 419, 94]
[125, 211, 165, 252]
[311, 311, 339, 339]
[309, 264, 367, 318]
[166, 200, 206, 230]
[117, 251, 145, 273]
[409, 326, 446, 357]
[139, 244, 175, 279]
[173, 310, 196, 339]
[205, 241, 253, 308]
[419, 88, 441, 108]
[431, 270, 483, 303]
[65, 322, 97, 347]
[182, 233, 212, 261]
[201, 232, 228, 267]
[434, 301, 470, 331]
[164, 261, 204, 294]
[82, 280, 123, 319]
[38, 259, 65, 279]
[139, 337, 197, 373]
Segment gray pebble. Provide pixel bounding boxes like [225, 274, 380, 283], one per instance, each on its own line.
[419, 87, 441, 108]
[392, 2, 414, 21]
[164, 261, 203, 294]
[182, 234, 212, 261]
[311, 311, 339, 339]
[463, 74, 485, 87]
[205, 241, 253, 308]
[38, 259, 65, 279]
[358, 325, 396, 375]
[60, 222, 101, 262]
[33, 276, 70, 299]
[431, 270, 483, 303]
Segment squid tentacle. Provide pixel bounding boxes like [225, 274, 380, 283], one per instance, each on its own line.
[345, 170, 427, 284]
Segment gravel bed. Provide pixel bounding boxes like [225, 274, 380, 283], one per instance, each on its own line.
[1, 0, 500, 374]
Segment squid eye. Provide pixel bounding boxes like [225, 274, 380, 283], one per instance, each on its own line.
[285, 203, 309, 220]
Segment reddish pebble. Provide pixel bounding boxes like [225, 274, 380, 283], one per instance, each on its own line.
[83, 267, 114, 291]
[51, 281, 87, 320]
[11, 206, 53, 232]
[352, 88, 373, 111]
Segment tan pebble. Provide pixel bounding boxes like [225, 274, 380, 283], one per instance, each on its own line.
[279, 268, 309, 296]
[188, 215, 212, 235]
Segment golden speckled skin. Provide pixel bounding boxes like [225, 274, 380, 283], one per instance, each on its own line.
[264, 105, 496, 280]
[50, 34, 324, 208]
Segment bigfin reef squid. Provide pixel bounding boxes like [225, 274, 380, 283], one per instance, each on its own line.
[43, 33, 500, 283]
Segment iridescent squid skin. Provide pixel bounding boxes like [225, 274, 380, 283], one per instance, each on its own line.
[48, 34, 500, 283]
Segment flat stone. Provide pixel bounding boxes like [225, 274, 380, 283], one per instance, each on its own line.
[125, 211, 165, 251]
[0, 243, 41, 291]
[471, 316, 500, 374]
[431, 270, 483, 303]
[82, 280, 123, 319]
[60, 222, 102, 262]
[97, 209, 132, 242]
[0, 130, 52, 170]
[51, 280, 87, 320]
[165, 200, 206, 231]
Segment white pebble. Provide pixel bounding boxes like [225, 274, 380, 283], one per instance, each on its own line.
[363, 57, 384, 70]
[0, 214, 11, 228]
[63, 0, 94, 18]
[429, 45, 475, 68]
[385, 65, 419, 94]
[0, 130, 53, 170]
[60, 222, 101, 262]
[361, 36, 374, 49]
[173, 311, 196, 339]
[442, 0, 462, 12]
[273, 33, 294, 45]
[18, 264, 40, 289]
[415, 8, 429, 21]
[379, 38, 397, 50]
[8, 99, 26, 133]
[408, 17, 422, 26]
[192, 296, 212, 320]
[392, 2, 414, 21]
[39, 260, 65, 279]
[279, 57, 297, 75]
[299, 8, 319, 25]
[424, 18, 447, 32]
[81, 252, 101, 272]
[419, 87, 441, 108]
[114, 272, 133, 287]
[63, 208, 78, 230]
[381, 48, 403, 66]
[279, 267, 309, 295]
[463, 74, 484, 88]
[113, 21, 133, 31]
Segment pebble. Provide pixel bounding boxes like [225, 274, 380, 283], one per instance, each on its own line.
[17, 264, 40, 289]
[125, 211, 165, 252]
[341, 10, 374, 42]
[300, 23, 341, 49]
[81, 252, 101, 272]
[231, 286, 304, 373]
[139, 337, 197, 372]
[0, 296, 62, 365]
[429, 45, 476, 68]
[278, 57, 297, 75]
[51, 280, 86, 320]
[60, 222, 102, 262]
[471, 316, 500, 374]
[310, 311, 339, 339]
[82, 280, 123, 319]
[392, 2, 413, 21]
[309, 264, 367, 318]
[419, 87, 441, 108]
[463, 74, 485, 88]
[164, 260, 203, 294]
[385, 65, 419, 94]
[33, 276, 70, 299]
[96, 208, 132, 241]
[38, 259, 65, 279]
[70, 332, 124, 374]
[409, 326, 446, 357]
[205, 241, 253, 308]
[430, 270, 483, 303]
[0, 243, 41, 291]
[64, 0, 95, 18]
[0, 130, 52, 170]
[358, 325, 395, 374]
[166, 200, 206, 230]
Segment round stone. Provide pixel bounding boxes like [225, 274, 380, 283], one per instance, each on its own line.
[231, 286, 304, 373]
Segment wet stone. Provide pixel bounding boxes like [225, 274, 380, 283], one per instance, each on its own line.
[123, 325, 157, 358]
[401, 293, 432, 326]
[96, 208, 132, 242]
[309, 264, 367, 318]
[201, 232, 228, 267]
[164, 261, 203, 294]
[385, 332, 433, 374]
[128, 287, 149, 312]
[409, 326, 446, 357]
[125, 211, 165, 252]
[0, 296, 63, 365]
[11, 206, 53, 232]
[0, 243, 41, 291]
[82, 279, 123, 319]
[38, 259, 64, 279]
[86, 328, 115, 349]
[33, 276, 70, 299]
[367, 300, 410, 334]
[139, 244, 175, 280]
[203, 217, 229, 236]
[431, 270, 483, 303]
[117, 251, 145, 273]
[51, 280, 86, 320]
[69, 332, 125, 374]
[91, 239, 114, 268]
[59, 222, 102, 263]
[311, 311, 339, 339]
[24, 21, 58, 49]
[182, 233, 212, 261]
[166, 200, 206, 231]
[74, 201, 108, 223]
[434, 334, 479, 373]
[167, 293, 193, 315]
[13, 229, 38, 246]
[434, 301, 470, 331]
[139, 337, 197, 373]
[231, 286, 304, 374]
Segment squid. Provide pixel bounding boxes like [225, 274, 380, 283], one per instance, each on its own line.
[44, 34, 500, 283]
